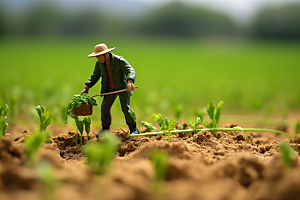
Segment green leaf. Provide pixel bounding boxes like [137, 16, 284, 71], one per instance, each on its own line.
[195, 117, 201, 127]
[188, 120, 195, 129]
[152, 113, 164, 127]
[280, 141, 295, 169]
[76, 120, 84, 135]
[215, 101, 224, 125]
[83, 132, 120, 175]
[127, 107, 140, 137]
[177, 125, 184, 130]
[169, 118, 176, 131]
[25, 133, 45, 166]
[194, 108, 205, 123]
[43, 130, 52, 144]
[207, 101, 215, 121]
[150, 149, 169, 185]
[159, 125, 167, 131]
[203, 120, 210, 128]
[142, 121, 157, 131]
[36, 105, 52, 132]
[165, 117, 169, 128]
[37, 161, 57, 191]
[128, 107, 136, 121]
[83, 117, 91, 135]
[0, 103, 9, 137]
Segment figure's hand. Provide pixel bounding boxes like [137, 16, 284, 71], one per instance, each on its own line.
[127, 80, 135, 91]
[81, 85, 90, 94]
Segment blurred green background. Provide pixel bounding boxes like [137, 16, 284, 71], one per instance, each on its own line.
[1, 0, 300, 128]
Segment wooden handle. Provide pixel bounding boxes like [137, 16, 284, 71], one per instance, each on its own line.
[91, 86, 138, 98]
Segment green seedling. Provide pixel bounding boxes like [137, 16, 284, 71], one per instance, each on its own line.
[177, 125, 184, 130]
[25, 133, 45, 166]
[280, 141, 296, 170]
[74, 117, 84, 146]
[83, 117, 91, 141]
[204, 101, 223, 128]
[234, 126, 247, 143]
[189, 117, 201, 136]
[36, 105, 52, 133]
[37, 161, 58, 200]
[174, 105, 183, 121]
[295, 121, 300, 134]
[150, 149, 169, 196]
[0, 103, 9, 137]
[65, 93, 97, 124]
[83, 132, 120, 175]
[43, 130, 52, 144]
[128, 107, 140, 137]
[194, 107, 206, 123]
[142, 121, 157, 132]
[165, 117, 176, 142]
[152, 113, 167, 131]
[73, 116, 91, 146]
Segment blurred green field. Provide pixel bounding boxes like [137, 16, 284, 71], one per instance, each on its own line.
[1, 37, 299, 128]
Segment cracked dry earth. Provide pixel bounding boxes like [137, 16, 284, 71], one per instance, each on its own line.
[1, 123, 300, 200]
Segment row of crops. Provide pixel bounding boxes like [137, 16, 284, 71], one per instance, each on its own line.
[1, 98, 299, 198]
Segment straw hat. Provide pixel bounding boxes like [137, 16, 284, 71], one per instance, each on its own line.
[88, 44, 115, 58]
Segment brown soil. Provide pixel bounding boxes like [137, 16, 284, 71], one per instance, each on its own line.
[1, 124, 300, 200]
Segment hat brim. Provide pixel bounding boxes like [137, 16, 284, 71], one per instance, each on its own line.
[88, 47, 115, 58]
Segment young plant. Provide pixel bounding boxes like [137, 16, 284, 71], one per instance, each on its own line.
[0, 103, 9, 137]
[176, 125, 184, 130]
[203, 101, 223, 128]
[83, 132, 120, 175]
[142, 121, 157, 132]
[37, 161, 58, 200]
[69, 115, 92, 146]
[74, 117, 84, 146]
[295, 121, 300, 134]
[36, 105, 52, 132]
[280, 141, 295, 170]
[188, 117, 201, 136]
[165, 117, 176, 142]
[128, 107, 140, 136]
[83, 117, 91, 141]
[25, 133, 45, 166]
[194, 108, 205, 123]
[152, 113, 167, 131]
[150, 149, 169, 196]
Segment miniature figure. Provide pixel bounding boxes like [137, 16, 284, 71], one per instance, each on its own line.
[81, 44, 139, 136]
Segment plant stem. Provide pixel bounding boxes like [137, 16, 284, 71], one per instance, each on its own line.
[80, 134, 82, 146]
[129, 128, 296, 138]
[75, 127, 78, 146]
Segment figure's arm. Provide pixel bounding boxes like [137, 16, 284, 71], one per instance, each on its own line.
[120, 57, 136, 91]
[81, 61, 101, 94]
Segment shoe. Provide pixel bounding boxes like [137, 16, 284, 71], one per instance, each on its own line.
[129, 126, 140, 135]
[95, 128, 110, 138]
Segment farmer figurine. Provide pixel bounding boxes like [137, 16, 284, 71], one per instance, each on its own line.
[81, 43, 139, 136]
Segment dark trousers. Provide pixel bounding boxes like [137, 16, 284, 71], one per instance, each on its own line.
[101, 87, 136, 129]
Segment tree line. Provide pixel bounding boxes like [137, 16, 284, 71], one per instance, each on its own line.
[0, 1, 300, 39]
